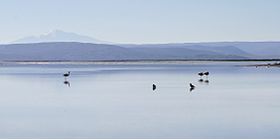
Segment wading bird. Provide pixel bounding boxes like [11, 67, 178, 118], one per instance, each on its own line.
[63, 71, 71, 78]
[198, 72, 204, 78]
[204, 71, 209, 76]
[153, 84, 156, 91]
[189, 83, 195, 92]
[190, 83, 195, 89]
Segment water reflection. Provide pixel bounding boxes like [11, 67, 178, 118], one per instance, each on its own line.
[0, 63, 280, 139]
[198, 79, 209, 85]
[63, 80, 71, 87]
[204, 80, 209, 84]
[189, 87, 195, 92]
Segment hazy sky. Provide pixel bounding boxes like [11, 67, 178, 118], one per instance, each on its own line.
[0, 0, 279, 44]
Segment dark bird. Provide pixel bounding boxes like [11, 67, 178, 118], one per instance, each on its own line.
[198, 79, 204, 82]
[152, 84, 156, 91]
[189, 83, 195, 92]
[198, 72, 204, 77]
[190, 83, 195, 89]
[204, 80, 209, 84]
[203, 71, 209, 76]
[63, 71, 71, 78]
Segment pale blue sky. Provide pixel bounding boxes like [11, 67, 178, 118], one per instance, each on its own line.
[0, 0, 279, 44]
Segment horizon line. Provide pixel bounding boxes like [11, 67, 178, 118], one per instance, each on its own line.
[1, 40, 280, 45]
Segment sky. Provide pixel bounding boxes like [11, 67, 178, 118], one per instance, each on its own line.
[0, 0, 279, 44]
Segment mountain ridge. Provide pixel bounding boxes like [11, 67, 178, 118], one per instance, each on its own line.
[12, 30, 108, 44]
[3, 30, 280, 60]
[0, 42, 247, 61]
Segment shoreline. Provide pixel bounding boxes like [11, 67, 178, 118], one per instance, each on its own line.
[1, 59, 280, 63]
[249, 62, 280, 67]
[0, 59, 280, 62]
[0, 59, 279, 67]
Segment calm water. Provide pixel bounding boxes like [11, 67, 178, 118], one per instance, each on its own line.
[0, 62, 279, 139]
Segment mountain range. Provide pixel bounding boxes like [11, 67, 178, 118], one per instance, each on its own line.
[12, 30, 108, 44]
[0, 31, 279, 61]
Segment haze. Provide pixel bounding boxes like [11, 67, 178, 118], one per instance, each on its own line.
[0, 0, 280, 44]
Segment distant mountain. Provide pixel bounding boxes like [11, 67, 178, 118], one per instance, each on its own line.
[9, 30, 280, 59]
[12, 30, 108, 44]
[190, 42, 280, 58]
[121, 42, 280, 58]
[0, 42, 246, 61]
[122, 44, 250, 58]
[1, 41, 280, 61]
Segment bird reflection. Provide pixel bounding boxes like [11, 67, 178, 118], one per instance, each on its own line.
[189, 87, 195, 92]
[64, 80, 71, 87]
[198, 79, 204, 83]
[198, 79, 209, 85]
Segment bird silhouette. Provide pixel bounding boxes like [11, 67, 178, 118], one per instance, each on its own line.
[63, 71, 71, 78]
[189, 83, 196, 92]
[152, 84, 156, 91]
[190, 83, 195, 89]
[198, 72, 204, 78]
[204, 71, 209, 76]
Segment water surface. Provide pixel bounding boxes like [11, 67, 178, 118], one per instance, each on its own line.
[0, 62, 279, 139]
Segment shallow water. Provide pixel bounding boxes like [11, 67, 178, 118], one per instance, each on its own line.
[0, 62, 279, 139]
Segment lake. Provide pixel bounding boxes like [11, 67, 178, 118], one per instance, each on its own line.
[0, 61, 279, 139]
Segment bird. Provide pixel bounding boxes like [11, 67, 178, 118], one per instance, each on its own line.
[63, 71, 71, 78]
[152, 84, 156, 91]
[189, 83, 195, 92]
[198, 72, 204, 77]
[189, 83, 195, 89]
[204, 71, 209, 76]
